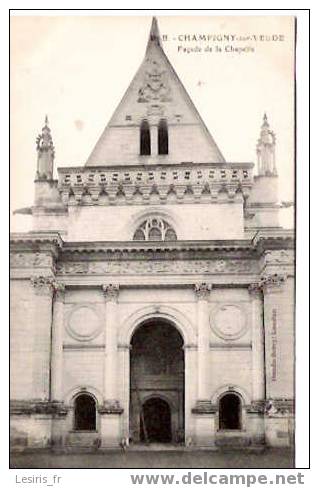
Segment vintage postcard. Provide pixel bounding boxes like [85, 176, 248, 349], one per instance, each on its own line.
[10, 13, 299, 472]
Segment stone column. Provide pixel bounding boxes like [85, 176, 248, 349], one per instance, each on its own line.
[191, 283, 215, 446]
[194, 283, 212, 400]
[51, 283, 65, 402]
[100, 284, 123, 447]
[30, 276, 54, 401]
[248, 283, 265, 402]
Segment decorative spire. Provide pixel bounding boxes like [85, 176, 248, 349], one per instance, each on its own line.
[35, 115, 55, 180]
[146, 16, 162, 51]
[256, 113, 277, 176]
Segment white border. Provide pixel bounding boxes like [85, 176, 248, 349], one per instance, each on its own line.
[4, 3, 311, 486]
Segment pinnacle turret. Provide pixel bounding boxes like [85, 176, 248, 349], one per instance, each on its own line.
[35, 115, 55, 180]
[256, 113, 277, 176]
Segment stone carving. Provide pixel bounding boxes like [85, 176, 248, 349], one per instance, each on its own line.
[191, 400, 217, 415]
[245, 401, 266, 414]
[210, 305, 248, 341]
[36, 116, 55, 155]
[11, 252, 53, 268]
[58, 164, 254, 206]
[30, 276, 55, 295]
[53, 282, 65, 301]
[194, 283, 212, 300]
[102, 284, 120, 301]
[10, 400, 68, 416]
[98, 400, 124, 415]
[265, 399, 294, 417]
[260, 274, 287, 288]
[133, 217, 177, 241]
[66, 305, 102, 341]
[56, 259, 256, 276]
[264, 250, 294, 265]
[138, 61, 171, 103]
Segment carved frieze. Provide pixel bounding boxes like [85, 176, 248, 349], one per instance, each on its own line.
[264, 250, 294, 265]
[10, 252, 54, 268]
[56, 259, 256, 276]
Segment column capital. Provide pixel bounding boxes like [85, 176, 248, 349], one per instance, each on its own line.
[260, 273, 286, 293]
[30, 275, 55, 296]
[102, 284, 120, 301]
[194, 283, 212, 300]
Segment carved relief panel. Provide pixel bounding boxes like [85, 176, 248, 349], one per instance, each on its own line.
[210, 304, 248, 341]
[65, 305, 103, 342]
[63, 289, 105, 345]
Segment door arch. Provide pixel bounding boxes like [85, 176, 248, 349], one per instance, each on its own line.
[219, 393, 242, 430]
[130, 319, 184, 443]
[74, 393, 97, 431]
[141, 397, 172, 443]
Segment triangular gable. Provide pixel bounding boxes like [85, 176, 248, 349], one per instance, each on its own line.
[86, 17, 225, 166]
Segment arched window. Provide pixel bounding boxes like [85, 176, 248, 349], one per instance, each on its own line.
[140, 120, 151, 156]
[133, 217, 177, 241]
[219, 393, 242, 430]
[74, 393, 96, 431]
[158, 119, 168, 155]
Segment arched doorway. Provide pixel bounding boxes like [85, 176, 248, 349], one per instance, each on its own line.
[219, 393, 242, 430]
[141, 397, 172, 443]
[74, 393, 96, 431]
[130, 319, 184, 443]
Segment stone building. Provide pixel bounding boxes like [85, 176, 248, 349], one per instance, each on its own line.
[10, 17, 294, 450]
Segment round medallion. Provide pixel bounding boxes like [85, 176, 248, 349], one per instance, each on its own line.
[66, 305, 102, 341]
[210, 305, 247, 340]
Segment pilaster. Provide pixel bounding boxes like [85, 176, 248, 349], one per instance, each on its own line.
[248, 283, 265, 402]
[51, 283, 65, 401]
[194, 283, 212, 402]
[100, 284, 123, 447]
[261, 274, 287, 399]
[30, 276, 54, 401]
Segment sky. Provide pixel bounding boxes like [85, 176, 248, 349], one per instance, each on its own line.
[10, 14, 295, 231]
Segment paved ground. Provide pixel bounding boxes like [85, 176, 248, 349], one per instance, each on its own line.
[11, 448, 294, 469]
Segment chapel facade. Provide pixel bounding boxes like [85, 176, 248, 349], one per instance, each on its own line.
[10, 18, 295, 450]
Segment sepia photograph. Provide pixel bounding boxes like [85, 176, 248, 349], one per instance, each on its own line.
[10, 12, 297, 470]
